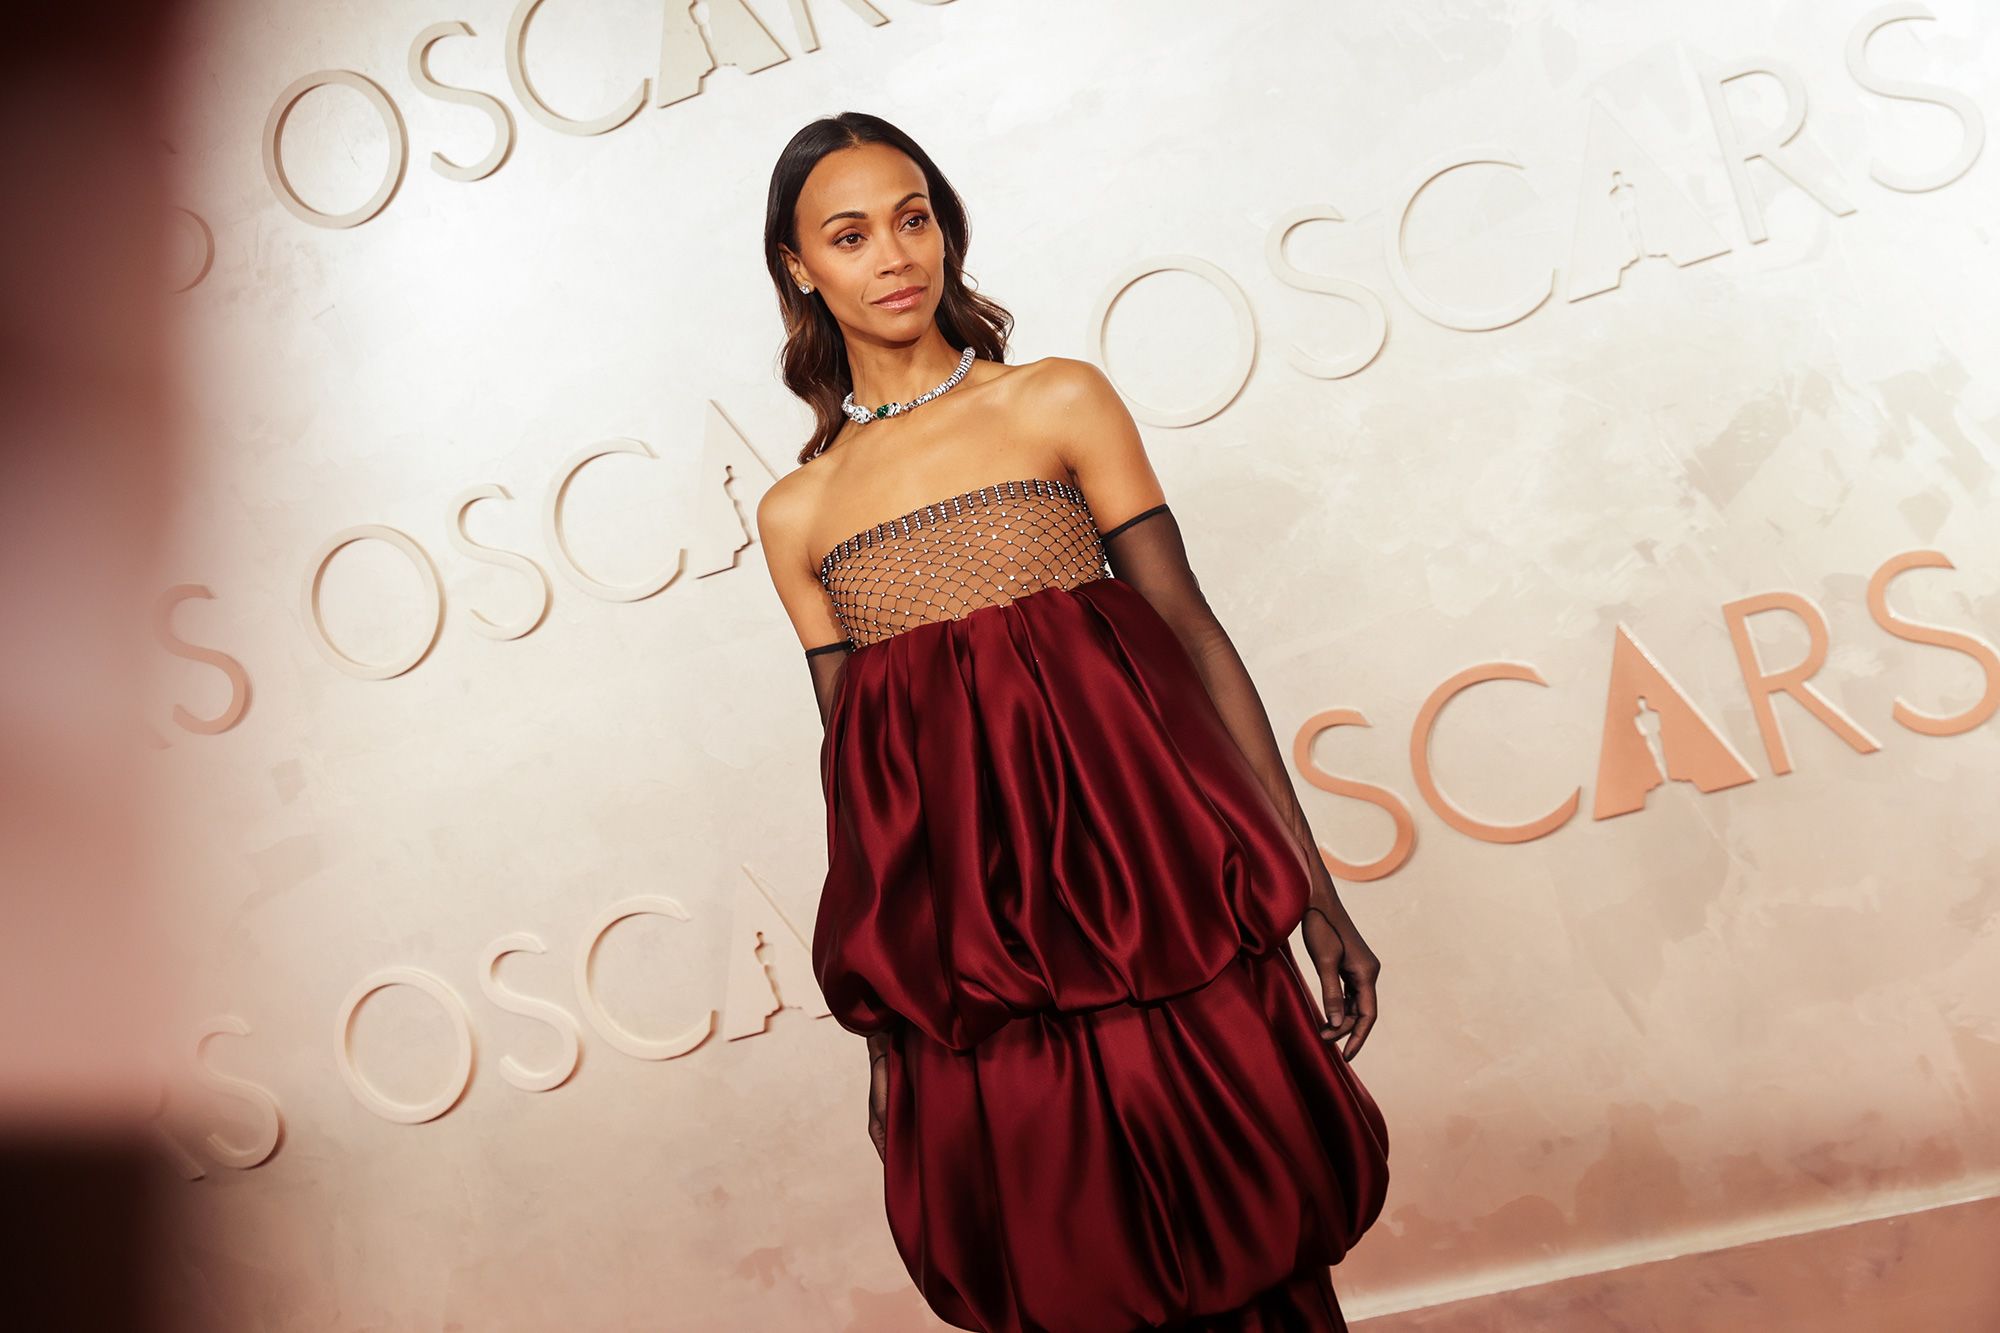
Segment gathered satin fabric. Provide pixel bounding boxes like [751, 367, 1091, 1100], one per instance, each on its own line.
[814, 576, 1390, 1333]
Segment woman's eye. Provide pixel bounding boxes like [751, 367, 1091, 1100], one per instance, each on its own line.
[835, 215, 925, 248]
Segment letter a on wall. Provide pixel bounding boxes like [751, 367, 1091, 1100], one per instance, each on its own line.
[1594, 624, 1758, 819]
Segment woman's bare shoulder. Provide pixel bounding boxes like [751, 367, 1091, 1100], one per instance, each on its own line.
[980, 357, 1119, 466]
[757, 460, 831, 566]
[996, 355, 1108, 404]
[994, 357, 1132, 473]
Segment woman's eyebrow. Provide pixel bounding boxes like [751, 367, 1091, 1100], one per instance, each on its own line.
[819, 191, 929, 229]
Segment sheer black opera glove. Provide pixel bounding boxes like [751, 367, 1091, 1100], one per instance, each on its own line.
[1100, 503, 1381, 1061]
[803, 638, 855, 730]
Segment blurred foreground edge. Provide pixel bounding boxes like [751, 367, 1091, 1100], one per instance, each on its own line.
[3, 5, 194, 1332]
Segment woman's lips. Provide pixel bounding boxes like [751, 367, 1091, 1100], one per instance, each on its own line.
[874, 286, 924, 310]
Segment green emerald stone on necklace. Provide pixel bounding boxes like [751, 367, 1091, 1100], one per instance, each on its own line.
[821, 347, 978, 447]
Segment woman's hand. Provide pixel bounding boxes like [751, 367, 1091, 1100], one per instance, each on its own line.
[865, 1032, 893, 1162]
[1299, 867, 1381, 1062]
[867, 1052, 889, 1161]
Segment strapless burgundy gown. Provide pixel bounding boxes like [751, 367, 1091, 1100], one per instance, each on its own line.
[809, 477, 1389, 1333]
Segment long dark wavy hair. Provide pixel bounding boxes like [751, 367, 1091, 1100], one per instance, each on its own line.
[765, 112, 1015, 466]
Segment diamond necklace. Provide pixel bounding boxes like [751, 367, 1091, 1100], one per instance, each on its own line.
[841, 346, 977, 426]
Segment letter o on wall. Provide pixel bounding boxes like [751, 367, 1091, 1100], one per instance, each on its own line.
[262, 69, 407, 229]
[1088, 254, 1257, 427]
[334, 966, 475, 1124]
[300, 524, 445, 680]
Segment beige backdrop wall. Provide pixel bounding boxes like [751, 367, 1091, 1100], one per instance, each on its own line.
[150, 0, 2000, 1328]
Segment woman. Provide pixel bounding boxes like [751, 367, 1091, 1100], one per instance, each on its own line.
[757, 112, 1390, 1333]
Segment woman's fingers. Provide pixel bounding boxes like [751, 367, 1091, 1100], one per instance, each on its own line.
[868, 1058, 890, 1161]
[1319, 963, 1353, 1042]
[1303, 904, 1385, 1061]
[1301, 907, 1351, 1044]
[1336, 945, 1382, 1061]
[1339, 969, 1378, 1062]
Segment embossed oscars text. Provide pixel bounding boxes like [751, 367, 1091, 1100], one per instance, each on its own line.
[159, 4, 1992, 1169]
[1088, 6, 1984, 419]
[1290, 550, 1998, 882]
[259, 0, 949, 230]
[167, 881, 825, 1175]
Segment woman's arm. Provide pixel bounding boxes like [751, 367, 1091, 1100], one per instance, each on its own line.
[1046, 358, 1381, 1060]
[762, 474, 889, 1143]
[758, 474, 855, 729]
[802, 638, 855, 729]
[1098, 506, 1353, 908]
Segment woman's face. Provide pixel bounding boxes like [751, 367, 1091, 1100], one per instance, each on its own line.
[786, 142, 941, 338]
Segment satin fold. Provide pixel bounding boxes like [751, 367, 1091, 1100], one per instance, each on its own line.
[812, 577, 1390, 1333]
[816, 577, 1314, 1050]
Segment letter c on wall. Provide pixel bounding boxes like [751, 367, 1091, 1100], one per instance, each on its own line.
[1411, 662, 1580, 843]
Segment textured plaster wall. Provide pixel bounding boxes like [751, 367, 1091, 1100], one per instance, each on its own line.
[150, 0, 1999, 1327]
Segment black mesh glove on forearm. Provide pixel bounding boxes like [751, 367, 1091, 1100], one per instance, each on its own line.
[1100, 504, 1340, 906]
[803, 638, 854, 730]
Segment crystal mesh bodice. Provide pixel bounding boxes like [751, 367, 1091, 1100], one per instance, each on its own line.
[817, 476, 1111, 648]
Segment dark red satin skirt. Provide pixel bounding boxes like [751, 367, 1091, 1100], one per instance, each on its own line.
[816, 577, 1390, 1333]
